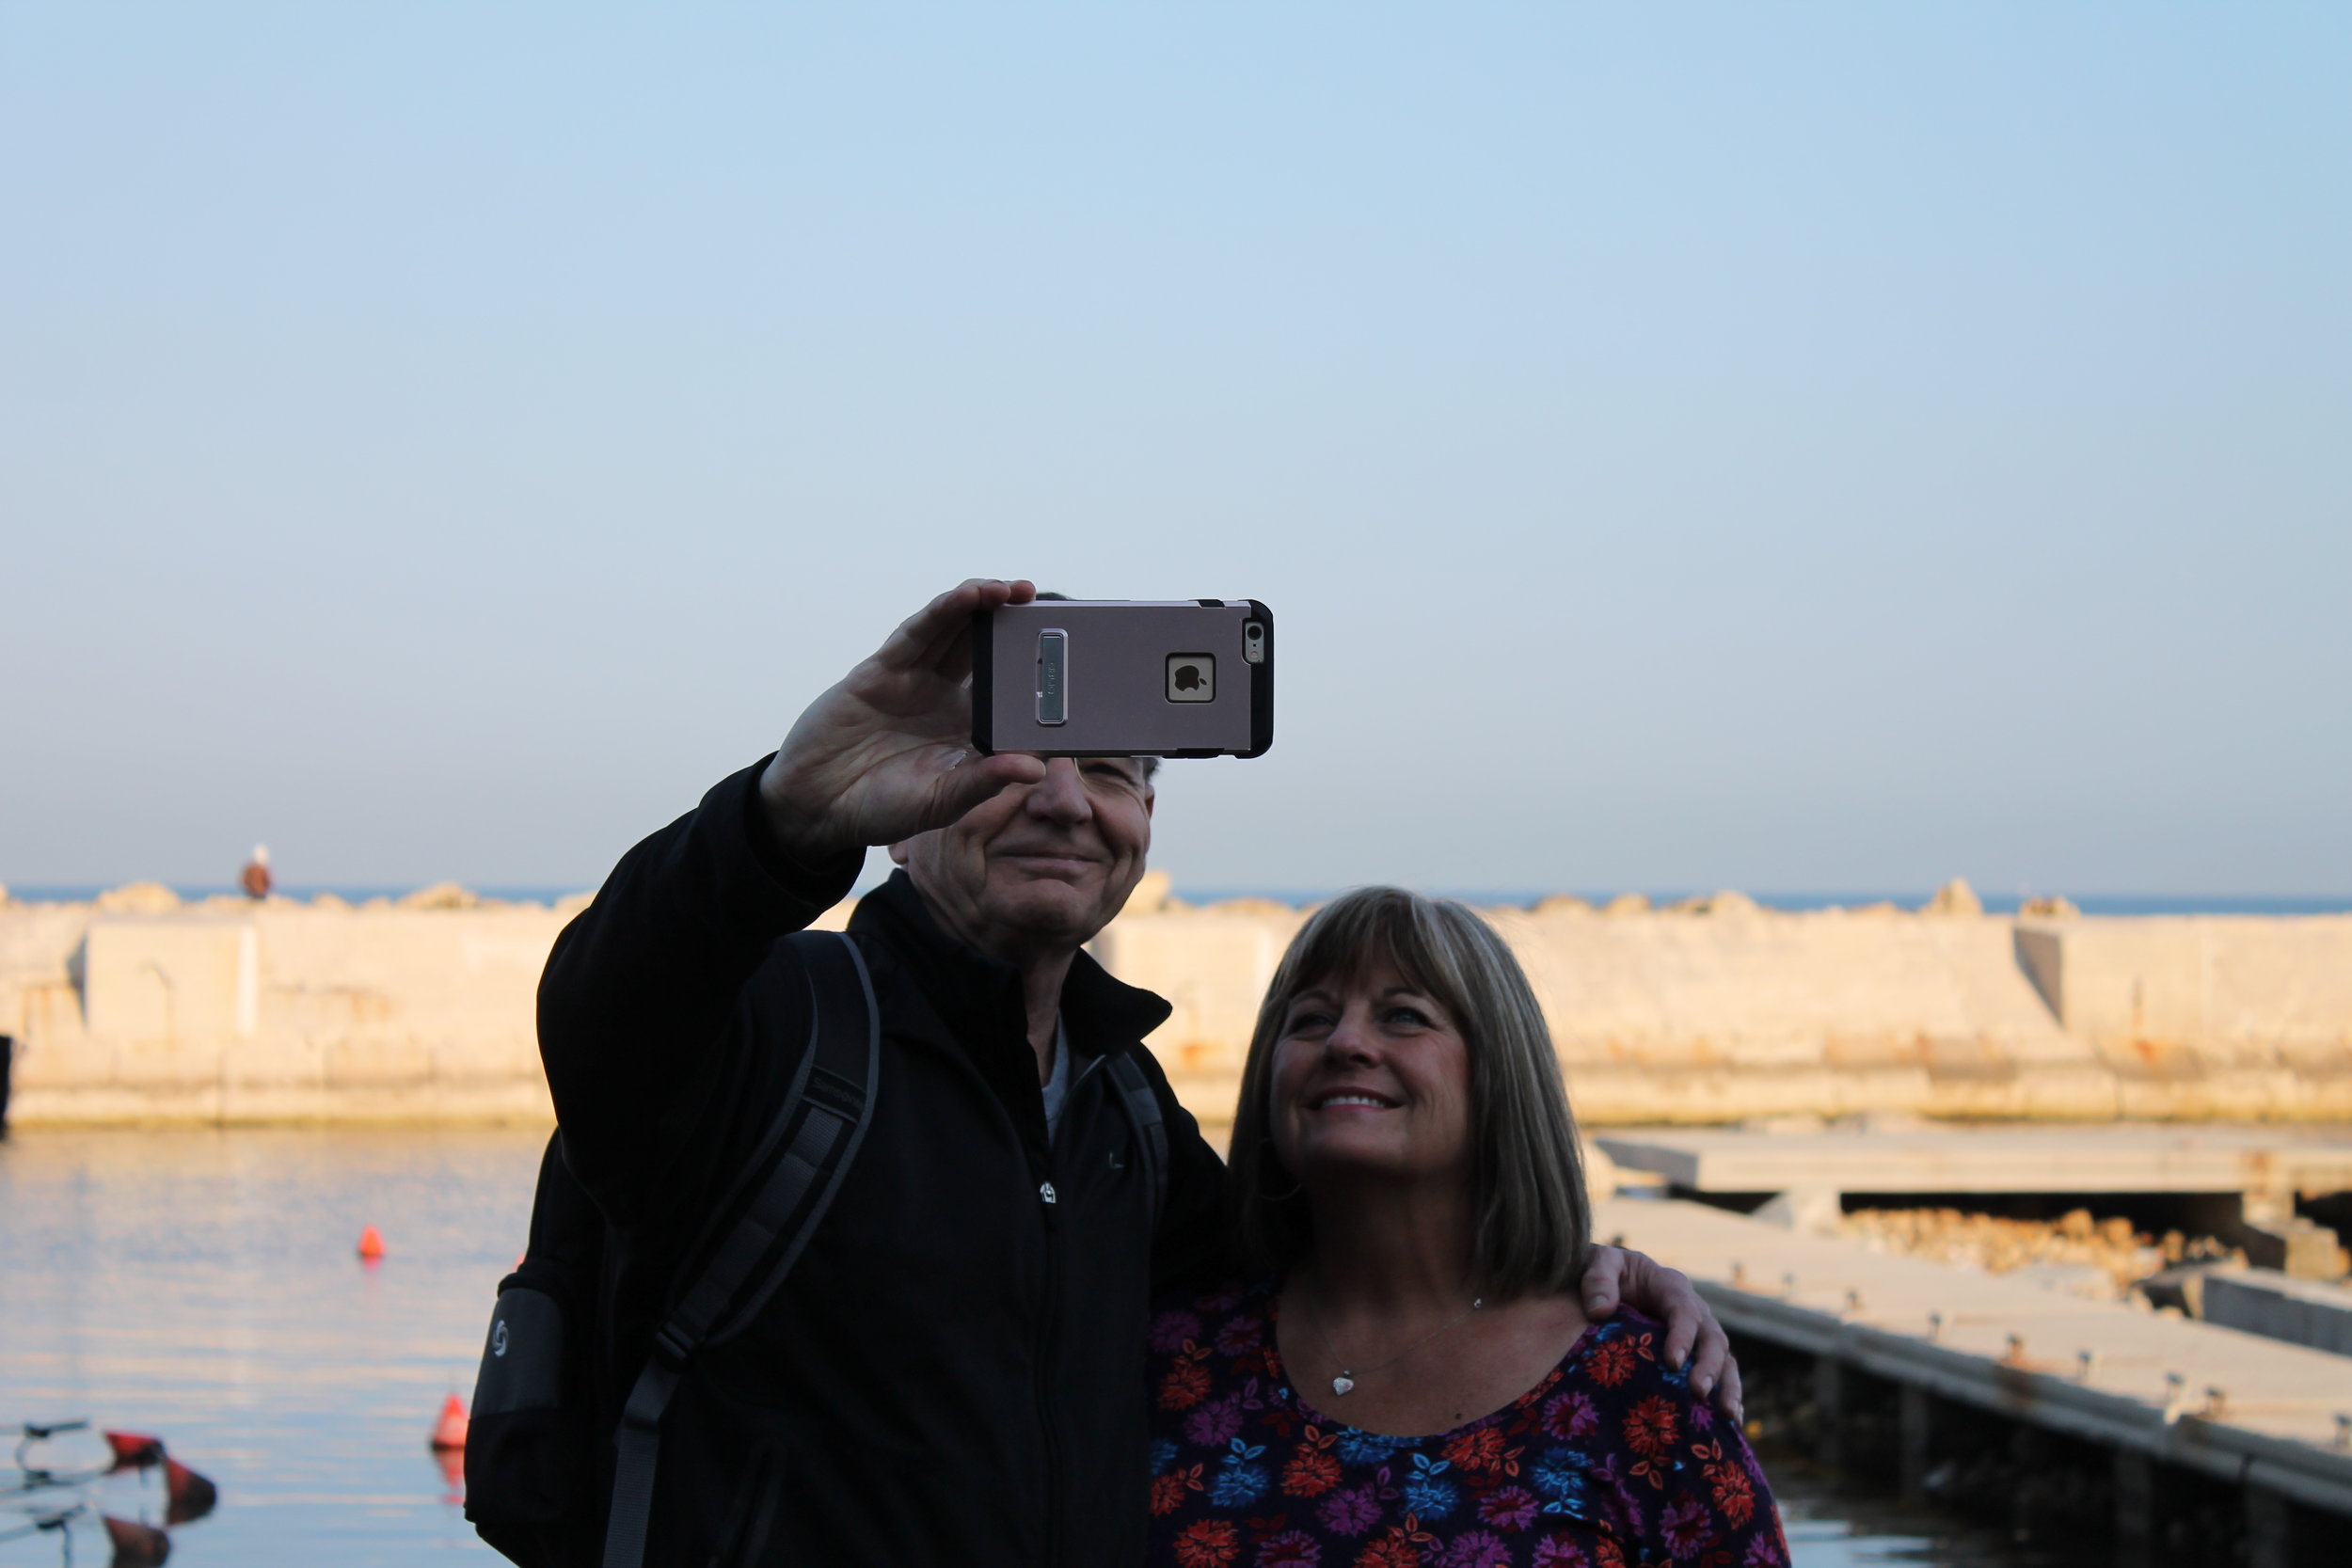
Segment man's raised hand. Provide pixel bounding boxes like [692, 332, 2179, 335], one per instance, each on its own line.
[758, 579, 1049, 860]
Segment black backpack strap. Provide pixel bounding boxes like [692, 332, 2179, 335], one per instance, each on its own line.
[601, 930, 880, 1568]
[1105, 1050, 1168, 1231]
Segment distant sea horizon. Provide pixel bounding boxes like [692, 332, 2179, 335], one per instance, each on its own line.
[8, 883, 2351, 917]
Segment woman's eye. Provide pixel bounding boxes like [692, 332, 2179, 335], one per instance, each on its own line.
[1286, 1010, 1336, 1033]
[1382, 1006, 1432, 1028]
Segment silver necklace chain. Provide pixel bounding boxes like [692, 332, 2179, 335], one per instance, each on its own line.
[1295, 1279, 1485, 1397]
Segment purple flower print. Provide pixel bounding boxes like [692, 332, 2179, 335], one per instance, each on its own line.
[1199, 1282, 1250, 1313]
[1184, 1391, 1250, 1448]
[1434, 1529, 1511, 1568]
[1477, 1485, 1539, 1531]
[1661, 1492, 1709, 1559]
[1215, 1313, 1266, 1357]
[1543, 1390, 1599, 1441]
[1150, 1309, 1205, 1354]
[1531, 1536, 1592, 1567]
[1256, 1529, 1321, 1567]
[1315, 1481, 1385, 1537]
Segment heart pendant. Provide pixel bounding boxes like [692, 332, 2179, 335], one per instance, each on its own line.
[1330, 1375, 1356, 1397]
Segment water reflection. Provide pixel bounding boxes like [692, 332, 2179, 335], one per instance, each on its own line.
[2, 1128, 542, 1565]
[2, 1127, 2055, 1565]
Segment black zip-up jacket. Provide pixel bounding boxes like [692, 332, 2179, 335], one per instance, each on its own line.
[538, 761, 1230, 1568]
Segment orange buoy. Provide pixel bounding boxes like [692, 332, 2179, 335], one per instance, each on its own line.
[358, 1224, 386, 1261]
[430, 1393, 469, 1451]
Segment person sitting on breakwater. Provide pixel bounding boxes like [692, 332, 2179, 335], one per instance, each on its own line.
[1148, 887, 1788, 1568]
[536, 579, 1740, 1567]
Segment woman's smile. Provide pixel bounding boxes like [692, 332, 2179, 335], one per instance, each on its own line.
[1305, 1089, 1400, 1113]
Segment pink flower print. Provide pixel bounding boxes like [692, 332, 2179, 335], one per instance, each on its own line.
[1174, 1518, 1242, 1568]
[1151, 1309, 1206, 1354]
[1622, 1396, 1678, 1462]
[1543, 1391, 1599, 1441]
[1316, 1481, 1385, 1536]
[1159, 1353, 1212, 1412]
[1477, 1485, 1539, 1531]
[1587, 1338, 1639, 1388]
[1434, 1530, 1511, 1568]
[1531, 1537, 1591, 1567]
[1440, 1426, 1511, 1477]
[1257, 1529, 1322, 1567]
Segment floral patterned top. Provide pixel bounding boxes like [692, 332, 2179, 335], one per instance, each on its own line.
[1145, 1282, 1789, 1568]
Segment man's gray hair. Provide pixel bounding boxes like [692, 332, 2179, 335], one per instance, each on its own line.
[1225, 886, 1593, 1298]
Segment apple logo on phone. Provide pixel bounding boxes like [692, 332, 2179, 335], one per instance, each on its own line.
[1166, 654, 1215, 703]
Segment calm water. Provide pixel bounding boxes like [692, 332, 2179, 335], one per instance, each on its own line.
[1, 1127, 2054, 1566]
[13, 886, 2352, 916]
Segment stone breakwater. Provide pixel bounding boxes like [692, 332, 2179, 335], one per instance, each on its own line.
[2, 878, 2350, 1126]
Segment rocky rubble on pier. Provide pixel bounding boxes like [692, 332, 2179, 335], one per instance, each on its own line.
[1837, 1206, 2238, 1296]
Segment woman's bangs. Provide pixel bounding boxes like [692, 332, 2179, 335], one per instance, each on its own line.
[1280, 894, 1453, 1022]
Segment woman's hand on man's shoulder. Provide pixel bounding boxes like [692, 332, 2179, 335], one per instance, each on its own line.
[1579, 1245, 1742, 1424]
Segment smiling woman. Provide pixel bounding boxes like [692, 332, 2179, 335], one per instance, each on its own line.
[1144, 888, 1789, 1567]
[1229, 890, 1590, 1299]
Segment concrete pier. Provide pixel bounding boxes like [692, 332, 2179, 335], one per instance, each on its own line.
[6, 885, 2352, 1125]
[1597, 1196, 2352, 1560]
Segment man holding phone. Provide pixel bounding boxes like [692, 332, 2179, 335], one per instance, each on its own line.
[536, 578, 1739, 1567]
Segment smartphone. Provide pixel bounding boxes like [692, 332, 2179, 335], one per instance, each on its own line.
[972, 599, 1274, 758]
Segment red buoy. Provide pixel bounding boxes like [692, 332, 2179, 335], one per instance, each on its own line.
[103, 1430, 166, 1470]
[434, 1440, 466, 1497]
[103, 1515, 172, 1567]
[357, 1225, 386, 1261]
[162, 1457, 219, 1526]
[430, 1393, 469, 1451]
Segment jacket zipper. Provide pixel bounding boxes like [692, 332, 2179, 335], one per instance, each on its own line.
[1032, 1111, 1066, 1567]
[1033, 1045, 1113, 1568]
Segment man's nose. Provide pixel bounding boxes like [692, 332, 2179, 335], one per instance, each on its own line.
[1025, 758, 1093, 822]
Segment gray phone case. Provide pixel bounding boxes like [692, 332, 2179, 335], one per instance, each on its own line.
[972, 599, 1274, 758]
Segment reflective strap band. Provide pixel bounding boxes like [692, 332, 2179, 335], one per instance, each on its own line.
[601, 1356, 680, 1568]
[660, 1106, 843, 1349]
[596, 930, 881, 1568]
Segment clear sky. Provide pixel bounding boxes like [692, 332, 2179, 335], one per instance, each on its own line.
[4, 4, 2347, 898]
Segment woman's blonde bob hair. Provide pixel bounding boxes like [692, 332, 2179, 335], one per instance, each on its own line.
[1227, 886, 1593, 1298]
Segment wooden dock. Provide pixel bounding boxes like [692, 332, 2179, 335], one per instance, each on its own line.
[1597, 1124, 2352, 1206]
[1597, 1196, 2352, 1563]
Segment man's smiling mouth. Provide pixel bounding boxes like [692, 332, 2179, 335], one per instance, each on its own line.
[999, 851, 1103, 872]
